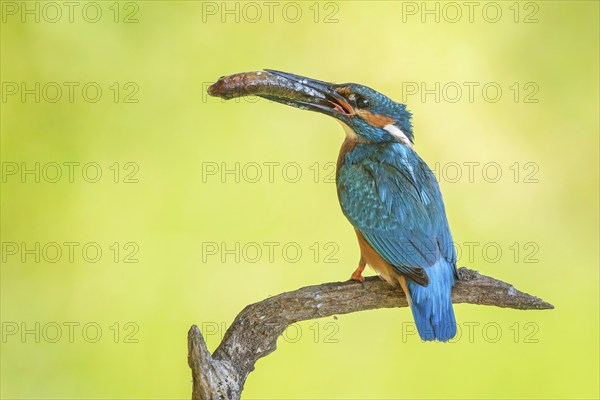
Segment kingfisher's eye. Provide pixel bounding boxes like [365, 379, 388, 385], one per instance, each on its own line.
[356, 96, 370, 109]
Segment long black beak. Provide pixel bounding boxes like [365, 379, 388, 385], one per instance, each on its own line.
[208, 69, 355, 117]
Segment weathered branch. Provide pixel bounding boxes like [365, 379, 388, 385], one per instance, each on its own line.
[188, 267, 553, 400]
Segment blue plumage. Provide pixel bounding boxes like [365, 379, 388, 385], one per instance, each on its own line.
[337, 139, 457, 341]
[407, 259, 457, 341]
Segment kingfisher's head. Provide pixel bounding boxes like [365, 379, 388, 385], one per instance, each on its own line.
[259, 70, 414, 146]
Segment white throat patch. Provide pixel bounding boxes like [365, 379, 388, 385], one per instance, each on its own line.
[339, 121, 359, 139]
[383, 124, 412, 147]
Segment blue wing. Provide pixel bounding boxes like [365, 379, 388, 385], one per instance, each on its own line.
[337, 142, 456, 285]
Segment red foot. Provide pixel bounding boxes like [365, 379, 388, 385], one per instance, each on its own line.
[350, 271, 365, 283]
[350, 259, 366, 283]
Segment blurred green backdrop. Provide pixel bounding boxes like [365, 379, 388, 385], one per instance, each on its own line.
[1, 1, 598, 399]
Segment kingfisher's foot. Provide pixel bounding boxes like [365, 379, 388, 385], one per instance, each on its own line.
[350, 271, 365, 283]
[350, 257, 367, 286]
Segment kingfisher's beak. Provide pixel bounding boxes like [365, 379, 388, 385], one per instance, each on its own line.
[259, 69, 355, 118]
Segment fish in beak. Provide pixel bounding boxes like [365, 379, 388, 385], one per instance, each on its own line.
[208, 69, 355, 118]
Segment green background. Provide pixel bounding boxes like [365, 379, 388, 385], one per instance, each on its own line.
[1, 1, 598, 398]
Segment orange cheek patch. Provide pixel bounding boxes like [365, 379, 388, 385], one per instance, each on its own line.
[356, 110, 395, 128]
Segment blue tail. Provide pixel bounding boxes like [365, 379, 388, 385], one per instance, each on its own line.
[407, 259, 457, 342]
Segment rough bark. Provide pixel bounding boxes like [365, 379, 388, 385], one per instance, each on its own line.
[188, 267, 553, 400]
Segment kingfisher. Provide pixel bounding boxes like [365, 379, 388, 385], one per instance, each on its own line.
[208, 70, 458, 341]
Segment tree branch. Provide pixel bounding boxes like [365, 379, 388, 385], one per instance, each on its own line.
[187, 267, 553, 400]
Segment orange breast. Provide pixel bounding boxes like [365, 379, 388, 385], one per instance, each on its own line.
[355, 229, 399, 285]
[354, 229, 410, 298]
